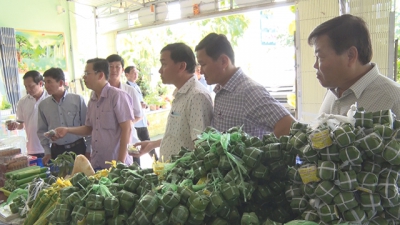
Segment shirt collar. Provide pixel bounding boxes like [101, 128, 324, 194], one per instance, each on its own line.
[127, 81, 136, 86]
[215, 67, 243, 93]
[51, 90, 68, 103]
[28, 89, 48, 100]
[173, 76, 196, 97]
[331, 63, 379, 99]
[91, 83, 111, 101]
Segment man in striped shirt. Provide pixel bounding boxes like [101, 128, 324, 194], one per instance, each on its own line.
[195, 33, 294, 138]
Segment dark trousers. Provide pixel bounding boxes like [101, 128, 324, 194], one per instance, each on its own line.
[50, 138, 86, 160]
[135, 127, 158, 165]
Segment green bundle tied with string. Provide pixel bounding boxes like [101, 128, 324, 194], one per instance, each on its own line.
[104, 195, 119, 218]
[138, 191, 160, 215]
[71, 205, 88, 224]
[187, 191, 211, 214]
[85, 194, 105, 210]
[118, 189, 139, 212]
[333, 124, 356, 147]
[123, 175, 141, 193]
[333, 192, 358, 213]
[169, 204, 190, 224]
[242, 147, 263, 168]
[151, 206, 169, 225]
[160, 190, 181, 212]
[241, 212, 260, 225]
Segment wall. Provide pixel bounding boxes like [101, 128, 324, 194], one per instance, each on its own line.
[0, 0, 75, 80]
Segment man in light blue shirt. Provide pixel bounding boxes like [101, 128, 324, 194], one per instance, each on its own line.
[125, 65, 158, 161]
[37, 68, 90, 165]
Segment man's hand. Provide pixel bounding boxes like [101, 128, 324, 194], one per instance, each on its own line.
[7, 121, 18, 130]
[42, 154, 52, 166]
[53, 127, 69, 141]
[132, 140, 157, 158]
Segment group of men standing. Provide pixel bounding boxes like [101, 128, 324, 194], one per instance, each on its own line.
[8, 14, 400, 169]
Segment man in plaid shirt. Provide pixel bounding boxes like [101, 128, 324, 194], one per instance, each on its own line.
[195, 33, 295, 138]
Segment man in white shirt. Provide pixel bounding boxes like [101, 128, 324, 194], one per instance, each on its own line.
[7, 70, 49, 157]
[106, 54, 143, 164]
[132, 43, 213, 160]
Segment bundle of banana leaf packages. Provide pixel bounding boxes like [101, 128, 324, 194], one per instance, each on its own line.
[373, 124, 394, 140]
[302, 182, 318, 199]
[70, 171, 92, 189]
[357, 132, 384, 158]
[151, 206, 169, 225]
[169, 204, 190, 224]
[66, 189, 86, 207]
[332, 192, 358, 213]
[382, 139, 400, 165]
[301, 210, 320, 223]
[359, 192, 383, 213]
[372, 109, 394, 126]
[338, 145, 363, 168]
[314, 181, 340, 204]
[107, 213, 128, 225]
[241, 212, 260, 225]
[123, 175, 141, 193]
[335, 170, 358, 191]
[118, 189, 139, 213]
[59, 186, 80, 204]
[317, 161, 337, 181]
[319, 144, 340, 162]
[342, 206, 367, 224]
[49, 203, 73, 223]
[70, 205, 88, 224]
[290, 195, 309, 213]
[362, 160, 381, 174]
[377, 175, 399, 207]
[290, 121, 309, 136]
[356, 171, 378, 193]
[160, 190, 181, 212]
[354, 110, 374, 129]
[316, 202, 339, 224]
[86, 193, 105, 210]
[332, 123, 356, 148]
[86, 210, 106, 225]
[104, 195, 120, 218]
[290, 130, 308, 151]
[300, 145, 319, 164]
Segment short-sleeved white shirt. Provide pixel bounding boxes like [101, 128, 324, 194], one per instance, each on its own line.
[16, 91, 49, 154]
[160, 76, 213, 160]
[120, 82, 143, 143]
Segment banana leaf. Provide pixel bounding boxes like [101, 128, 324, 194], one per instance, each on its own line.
[333, 192, 358, 213]
[118, 190, 139, 212]
[252, 163, 270, 180]
[303, 182, 318, 198]
[337, 170, 358, 191]
[152, 207, 169, 225]
[70, 172, 91, 189]
[138, 191, 159, 215]
[123, 175, 141, 193]
[319, 144, 340, 162]
[340, 164, 362, 173]
[362, 160, 382, 174]
[188, 191, 210, 214]
[224, 169, 238, 183]
[358, 132, 384, 157]
[169, 204, 189, 224]
[104, 196, 119, 218]
[368, 216, 389, 225]
[192, 160, 208, 179]
[242, 147, 263, 168]
[380, 163, 400, 179]
[221, 181, 240, 202]
[333, 124, 355, 147]
[177, 186, 194, 205]
[204, 152, 220, 171]
[85, 210, 105, 225]
[263, 143, 282, 161]
[107, 214, 127, 225]
[318, 161, 337, 181]
[373, 124, 394, 139]
[280, 135, 294, 152]
[285, 184, 302, 201]
[339, 146, 363, 166]
[290, 122, 309, 135]
[206, 191, 226, 215]
[383, 139, 400, 165]
[59, 186, 79, 204]
[255, 185, 274, 202]
[342, 206, 367, 224]
[262, 218, 283, 225]
[290, 195, 308, 213]
[85, 194, 104, 210]
[241, 212, 259, 225]
[218, 155, 232, 171]
[315, 181, 340, 204]
[372, 109, 394, 126]
[290, 131, 308, 150]
[50, 203, 72, 223]
[132, 207, 153, 225]
[231, 142, 246, 158]
[377, 176, 399, 207]
[210, 217, 229, 225]
[161, 190, 180, 212]
[71, 205, 88, 223]
[357, 171, 378, 193]
[187, 211, 206, 225]
[66, 189, 85, 208]
[386, 205, 400, 220]
[360, 193, 383, 212]
[317, 203, 339, 223]
[355, 111, 374, 128]
[301, 210, 319, 222]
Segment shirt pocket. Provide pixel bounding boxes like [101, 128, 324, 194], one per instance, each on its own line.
[100, 111, 117, 130]
[166, 113, 182, 137]
[66, 111, 78, 126]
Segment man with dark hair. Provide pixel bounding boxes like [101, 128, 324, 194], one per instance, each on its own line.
[37, 68, 90, 165]
[7, 70, 48, 157]
[308, 14, 400, 116]
[106, 54, 143, 164]
[125, 65, 159, 161]
[195, 33, 294, 138]
[133, 43, 213, 160]
[53, 58, 135, 169]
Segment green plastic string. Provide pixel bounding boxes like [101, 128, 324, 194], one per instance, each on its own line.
[163, 155, 193, 174]
[220, 133, 230, 151]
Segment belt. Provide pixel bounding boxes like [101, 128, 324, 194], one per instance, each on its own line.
[52, 138, 84, 149]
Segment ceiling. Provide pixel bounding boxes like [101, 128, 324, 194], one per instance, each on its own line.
[67, 0, 169, 18]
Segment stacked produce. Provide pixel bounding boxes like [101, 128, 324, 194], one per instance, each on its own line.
[0, 147, 27, 186]
[286, 108, 400, 225]
[21, 126, 301, 225]
[4, 166, 49, 191]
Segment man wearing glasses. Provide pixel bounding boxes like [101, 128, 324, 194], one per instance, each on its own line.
[53, 58, 135, 169]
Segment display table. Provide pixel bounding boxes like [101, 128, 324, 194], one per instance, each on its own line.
[146, 108, 170, 138]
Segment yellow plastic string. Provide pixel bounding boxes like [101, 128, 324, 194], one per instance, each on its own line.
[105, 160, 117, 170]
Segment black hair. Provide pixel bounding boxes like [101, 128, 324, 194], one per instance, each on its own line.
[23, 70, 43, 84]
[43, 68, 65, 82]
[161, 43, 196, 74]
[195, 33, 235, 65]
[124, 66, 135, 74]
[106, 54, 125, 68]
[86, 58, 110, 80]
